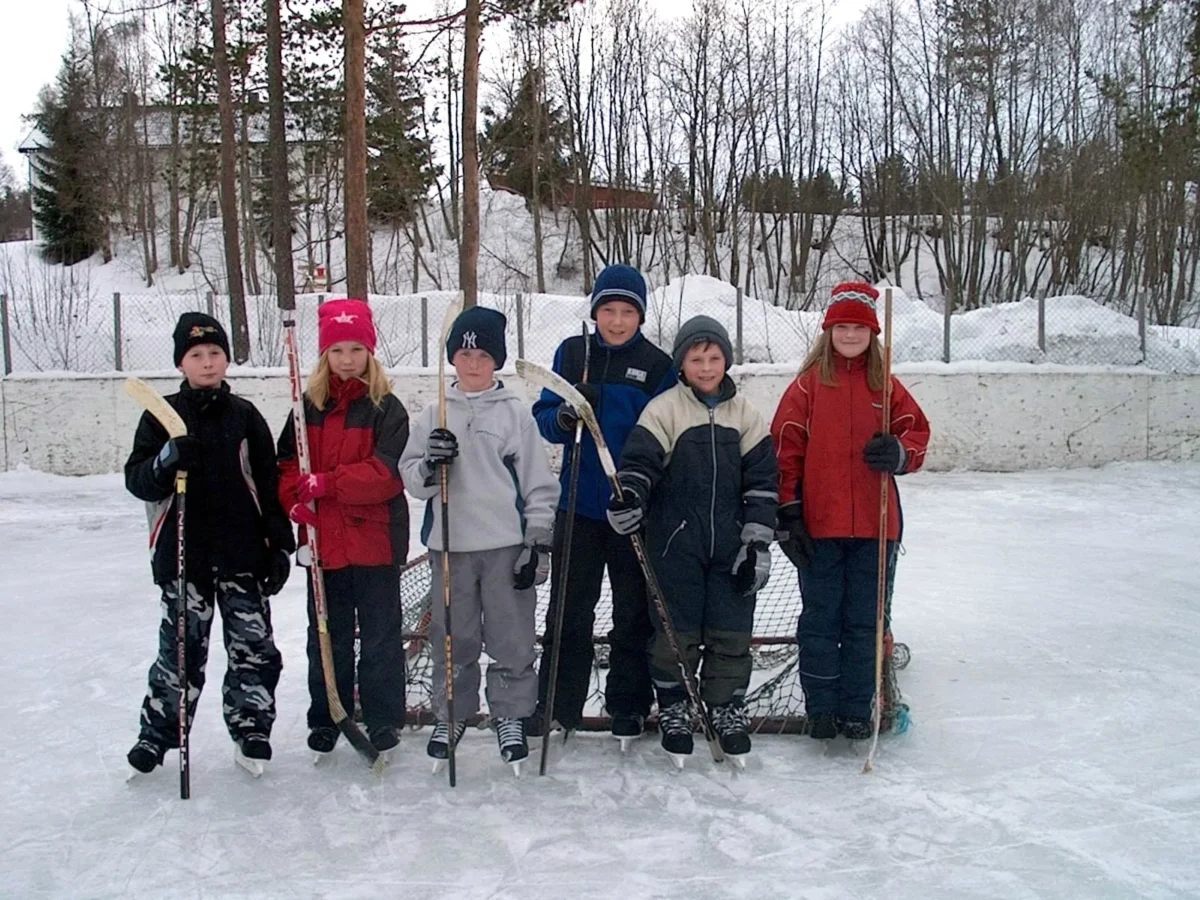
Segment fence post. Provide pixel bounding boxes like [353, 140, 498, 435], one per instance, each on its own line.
[206, 291, 215, 317]
[112, 292, 123, 371]
[942, 284, 953, 363]
[1037, 293, 1046, 354]
[420, 295, 429, 368]
[0, 294, 11, 376]
[516, 292, 525, 361]
[735, 286, 744, 365]
[1138, 292, 1147, 361]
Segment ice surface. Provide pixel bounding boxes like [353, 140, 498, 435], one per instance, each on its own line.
[1, 465, 1198, 899]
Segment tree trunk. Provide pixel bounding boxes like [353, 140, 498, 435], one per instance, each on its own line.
[459, 0, 482, 307]
[343, 0, 369, 300]
[213, 0, 249, 362]
[267, 0, 295, 312]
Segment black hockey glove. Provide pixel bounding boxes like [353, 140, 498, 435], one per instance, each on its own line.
[424, 428, 458, 468]
[775, 501, 814, 570]
[863, 433, 905, 473]
[261, 550, 292, 597]
[154, 435, 202, 479]
[513, 525, 553, 591]
[605, 486, 644, 536]
[555, 383, 601, 433]
[733, 523, 774, 595]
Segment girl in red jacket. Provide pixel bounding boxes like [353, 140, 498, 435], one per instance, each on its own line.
[277, 299, 411, 758]
[771, 282, 930, 742]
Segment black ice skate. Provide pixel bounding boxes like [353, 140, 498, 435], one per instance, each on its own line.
[711, 703, 752, 768]
[611, 712, 645, 753]
[808, 712, 838, 744]
[495, 717, 528, 776]
[235, 734, 272, 778]
[838, 716, 873, 742]
[370, 725, 401, 759]
[657, 701, 694, 769]
[308, 726, 339, 763]
[126, 739, 165, 780]
[426, 720, 467, 775]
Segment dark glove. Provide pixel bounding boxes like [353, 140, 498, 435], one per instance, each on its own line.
[556, 383, 601, 432]
[775, 501, 814, 570]
[154, 435, 202, 478]
[513, 525, 552, 590]
[422, 428, 458, 477]
[732, 523, 773, 595]
[863, 432, 905, 473]
[606, 486, 644, 535]
[261, 550, 291, 597]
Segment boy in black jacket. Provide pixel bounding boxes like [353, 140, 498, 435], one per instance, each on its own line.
[124, 313, 295, 775]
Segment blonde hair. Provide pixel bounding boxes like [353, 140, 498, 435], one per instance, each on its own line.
[306, 352, 393, 410]
[798, 329, 885, 392]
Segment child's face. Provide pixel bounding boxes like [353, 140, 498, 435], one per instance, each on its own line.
[178, 343, 228, 388]
[453, 348, 497, 391]
[831, 323, 872, 359]
[681, 341, 726, 395]
[327, 341, 370, 380]
[594, 300, 640, 346]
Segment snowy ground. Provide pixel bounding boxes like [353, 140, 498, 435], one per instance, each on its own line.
[2, 464, 1199, 899]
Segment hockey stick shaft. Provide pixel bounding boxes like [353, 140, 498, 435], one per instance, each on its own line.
[174, 471, 190, 799]
[438, 295, 463, 787]
[283, 320, 383, 772]
[864, 288, 894, 774]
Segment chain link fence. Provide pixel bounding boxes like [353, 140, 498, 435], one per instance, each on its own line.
[2, 285, 1198, 375]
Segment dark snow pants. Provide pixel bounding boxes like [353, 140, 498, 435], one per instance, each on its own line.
[536, 511, 655, 726]
[306, 565, 406, 731]
[797, 538, 896, 720]
[138, 573, 282, 748]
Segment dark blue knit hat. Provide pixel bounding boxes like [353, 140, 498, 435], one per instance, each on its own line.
[590, 264, 647, 322]
[447, 306, 508, 368]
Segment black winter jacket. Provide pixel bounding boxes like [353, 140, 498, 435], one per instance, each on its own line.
[125, 381, 295, 585]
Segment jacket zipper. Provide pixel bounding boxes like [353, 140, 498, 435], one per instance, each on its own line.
[662, 519, 687, 557]
[848, 356, 857, 538]
[708, 407, 717, 559]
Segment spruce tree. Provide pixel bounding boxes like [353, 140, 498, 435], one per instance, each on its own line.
[481, 65, 570, 207]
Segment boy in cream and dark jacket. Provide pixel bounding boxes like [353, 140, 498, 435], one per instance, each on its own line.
[399, 307, 560, 771]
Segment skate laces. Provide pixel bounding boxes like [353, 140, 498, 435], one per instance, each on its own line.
[658, 701, 692, 734]
[711, 704, 750, 735]
[431, 720, 467, 746]
[495, 717, 525, 748]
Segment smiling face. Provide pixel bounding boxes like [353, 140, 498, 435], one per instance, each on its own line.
[830, 323, 872, 359]
[178, 343, 229, 388]
[594, 300, 641, 347]
[680, 341, 727, 396]
[453, 348, 497, 392]
[326, 341, 370, 380]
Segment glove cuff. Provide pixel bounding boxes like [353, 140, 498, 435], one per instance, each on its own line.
[741, 522, 774, 545]
[524, 523, 553, 548]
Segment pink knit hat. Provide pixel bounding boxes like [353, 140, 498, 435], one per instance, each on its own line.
[318, 299, 377, 354]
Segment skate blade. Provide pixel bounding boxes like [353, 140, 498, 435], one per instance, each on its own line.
[312, 750, 334, 766]
[509, 760, 523, 777]
[430, 758, 447, 775]
[665, 751, 688, 770]
[125, 766, 147, 783]
[234, 750, 266, 778]
[616, 736, 637, 753]
[728, 754, 748, 770]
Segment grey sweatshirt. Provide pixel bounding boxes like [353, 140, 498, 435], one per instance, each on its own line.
[400, 381, 560, 552]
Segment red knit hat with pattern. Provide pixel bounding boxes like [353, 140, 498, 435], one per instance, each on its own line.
[822, 282, 880, 334]
[318, 299, 377, 354]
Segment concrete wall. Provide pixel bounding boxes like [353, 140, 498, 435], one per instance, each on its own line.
[3, 366, 1198, 476]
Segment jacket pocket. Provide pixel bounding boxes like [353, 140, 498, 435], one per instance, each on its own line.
[662, 519, 687, 558]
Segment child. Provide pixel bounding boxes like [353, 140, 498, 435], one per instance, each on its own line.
[770, 282, 930, 741]
[124, 312, 294, 775]
[277, 299, 410, 757]
[606, 315, 778, 763]
[531, 264, 674, 744]
[399, 306, 560, 771]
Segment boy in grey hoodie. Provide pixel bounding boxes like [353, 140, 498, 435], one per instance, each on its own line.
[399, 306, 560, 771]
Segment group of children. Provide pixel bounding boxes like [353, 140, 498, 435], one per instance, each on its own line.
[123, 268, 930, 777]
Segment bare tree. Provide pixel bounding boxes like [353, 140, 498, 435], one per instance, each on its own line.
[344, 0, 369, 299]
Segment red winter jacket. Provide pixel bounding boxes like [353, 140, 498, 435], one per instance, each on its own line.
[771, 355, 930, 540]
[277, 376, 410, 570]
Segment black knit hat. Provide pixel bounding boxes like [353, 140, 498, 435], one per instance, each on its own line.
[672, 314, 733, 371]
[447, 306, 508, 369]
[590, 264, 648, 322]
[173, 312, 230, 366]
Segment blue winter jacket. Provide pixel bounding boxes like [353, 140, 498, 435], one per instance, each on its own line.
[533, 330, 675, 521]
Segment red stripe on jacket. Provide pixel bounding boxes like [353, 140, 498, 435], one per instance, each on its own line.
[771, 355, 930, 541]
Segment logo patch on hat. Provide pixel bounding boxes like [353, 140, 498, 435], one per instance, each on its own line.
[625, 366, 647, 383]
[462, 331, 477, 349]
[330, 312, 358, 324]
[189, 325, 217, 338]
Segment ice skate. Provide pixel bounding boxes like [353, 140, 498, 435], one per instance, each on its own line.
[370, 725, 400, 763]
[712, 703, 751, 769]
[838, 716, 872, 754]
[808, 712, 838, 754]
[308, 726, 338, 765]
[234, 734, 271, 778]
[427, 720, 467, 775]
[495, 717, 528, 777]
[611, 712, 644, 753]
[657, 701, 694, 769]
[125, 739, 165, 781]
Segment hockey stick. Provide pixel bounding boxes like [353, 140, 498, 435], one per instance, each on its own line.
[123, 377, 191, 799]
[438, 295, 463, 787]
[538, 322, 590, 776]
[515, 361, 725, 764]
[863, 287, 894, 774]
[282, 321, 384, 773]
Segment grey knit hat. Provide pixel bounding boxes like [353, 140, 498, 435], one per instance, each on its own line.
[672, 315, 733, 371]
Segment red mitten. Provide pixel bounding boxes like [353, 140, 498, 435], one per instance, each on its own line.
[289, 503, 319, 528]
[297, 473, 331, 503]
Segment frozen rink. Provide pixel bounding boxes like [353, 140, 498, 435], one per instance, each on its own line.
[1, 463, 1198, 899]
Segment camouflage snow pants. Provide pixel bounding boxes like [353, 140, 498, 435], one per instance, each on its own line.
[138, 573, 282, 748]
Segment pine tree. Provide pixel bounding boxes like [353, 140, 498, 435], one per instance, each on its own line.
[32, 51, 105, 265]
[481, 65, 570, 207]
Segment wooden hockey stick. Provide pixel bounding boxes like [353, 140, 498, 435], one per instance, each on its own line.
[437, 295, 463, 787]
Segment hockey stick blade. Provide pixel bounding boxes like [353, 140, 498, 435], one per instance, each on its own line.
[124, 378, 187, 438]
[514, 361, 616, 475]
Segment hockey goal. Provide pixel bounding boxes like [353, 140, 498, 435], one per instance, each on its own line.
[398, 550, 909, 734]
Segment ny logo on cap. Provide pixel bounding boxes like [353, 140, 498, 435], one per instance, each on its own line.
[462, 331, 477, 349]
[331, 312, 358, 324]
